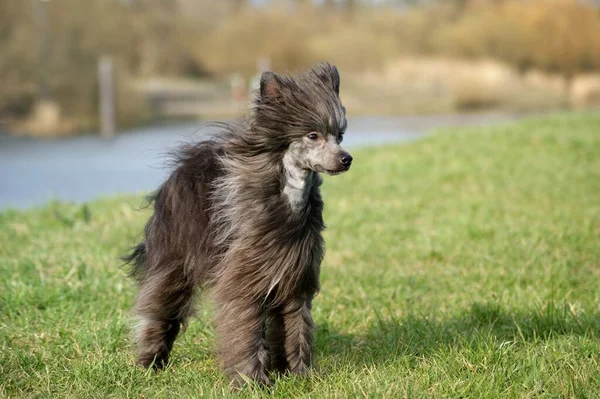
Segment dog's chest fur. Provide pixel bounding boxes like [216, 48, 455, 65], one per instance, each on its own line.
[282, 152, 315, 212]
[208, 149, 325, 303]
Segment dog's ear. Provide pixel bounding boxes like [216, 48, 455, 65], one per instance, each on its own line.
[260, 71, 283, 99]
[315, 63, 340, 95]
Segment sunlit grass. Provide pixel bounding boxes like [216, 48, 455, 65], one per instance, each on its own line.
[1, 112, 599, 398]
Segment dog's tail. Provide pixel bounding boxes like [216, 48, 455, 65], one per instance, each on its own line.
[121, 243, 147, 281]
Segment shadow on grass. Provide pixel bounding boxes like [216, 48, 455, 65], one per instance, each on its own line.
[316, 301, 600, 366]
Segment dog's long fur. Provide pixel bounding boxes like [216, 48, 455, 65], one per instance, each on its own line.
[124, 63, 351, 386]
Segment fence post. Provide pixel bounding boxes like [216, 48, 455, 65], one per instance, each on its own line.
[98, 57, 116, 138]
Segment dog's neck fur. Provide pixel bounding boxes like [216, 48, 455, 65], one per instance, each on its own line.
[282, 151, 315, 212]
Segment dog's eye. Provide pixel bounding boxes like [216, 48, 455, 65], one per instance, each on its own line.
[307, 133, 319, 140]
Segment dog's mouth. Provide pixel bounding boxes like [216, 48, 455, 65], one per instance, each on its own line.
[315, 165, 351, 175]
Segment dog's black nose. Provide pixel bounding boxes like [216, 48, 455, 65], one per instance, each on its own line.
[340, 154, 353, 166]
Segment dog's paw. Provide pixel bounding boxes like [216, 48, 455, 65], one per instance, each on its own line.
[231, 369, 272, 388]
[136, 351, 169, 370]
[287, 362, 312, 378]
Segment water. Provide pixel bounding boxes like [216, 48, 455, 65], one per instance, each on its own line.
[0, 113, 518, 210]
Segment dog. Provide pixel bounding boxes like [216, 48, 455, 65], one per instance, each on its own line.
[123, 63, 352, 386]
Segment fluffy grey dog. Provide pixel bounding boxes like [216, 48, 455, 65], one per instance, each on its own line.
[123, 63, 352, 386]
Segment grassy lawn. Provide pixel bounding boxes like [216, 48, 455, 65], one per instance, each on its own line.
[1, 113, 599, 398]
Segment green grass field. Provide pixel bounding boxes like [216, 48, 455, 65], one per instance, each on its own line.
[1, 113, 599, 398]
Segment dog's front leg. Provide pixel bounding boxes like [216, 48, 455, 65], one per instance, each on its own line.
[281, 296, 315, 376]
[266, 308, 288, 373]
[215, 297, 270, 387]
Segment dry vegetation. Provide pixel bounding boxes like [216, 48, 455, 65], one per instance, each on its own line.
[2, 0, 600, 135]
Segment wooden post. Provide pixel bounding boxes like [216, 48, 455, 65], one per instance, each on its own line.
[98, 57, 116, 138]
[32, 0, 50, 102]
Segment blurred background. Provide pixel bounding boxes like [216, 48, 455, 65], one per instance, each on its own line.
[1, 0, 600, 207]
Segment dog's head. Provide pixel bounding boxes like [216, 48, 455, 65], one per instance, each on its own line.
[254, 63, 352, 175]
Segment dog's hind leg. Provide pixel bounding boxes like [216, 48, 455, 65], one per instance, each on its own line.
[134, 262, 195, 370]
[215, 296, 271, 386]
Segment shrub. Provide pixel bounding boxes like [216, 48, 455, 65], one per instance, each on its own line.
[432, 0, 600, 78]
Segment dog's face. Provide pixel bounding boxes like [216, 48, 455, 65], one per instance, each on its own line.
[285, 125, 352, 175]
[256, 63, 352, 175]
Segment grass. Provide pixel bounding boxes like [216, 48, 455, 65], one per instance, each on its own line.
[1, 112, 600, 398]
